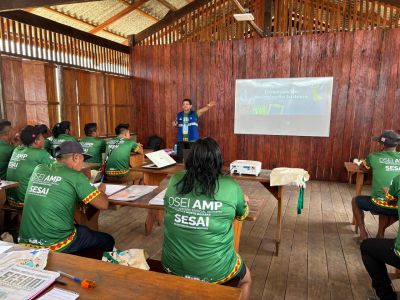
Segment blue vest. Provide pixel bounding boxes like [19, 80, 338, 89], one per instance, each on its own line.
[177, 111, 199, 142]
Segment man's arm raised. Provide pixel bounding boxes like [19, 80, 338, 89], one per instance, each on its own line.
[197, 101, 216, 117]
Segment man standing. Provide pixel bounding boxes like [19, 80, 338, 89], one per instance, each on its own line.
[352, 130, 400, 241]
[18, 141, 114, 255]
[80, 123, 106, 164]
[104, 124, 143, 184]
[0, 119, 15, 179]
[172, 99, 216, 162]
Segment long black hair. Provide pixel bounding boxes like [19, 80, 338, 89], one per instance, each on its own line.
[176, 137, 223, 198]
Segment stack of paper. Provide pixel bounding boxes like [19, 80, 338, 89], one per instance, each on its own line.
[149, 189, 167, 206]
[0, 249, 50, 269]
[109, 185, 157, 202]
[0, 264, 59, 299]
[93, 183, 127, 196]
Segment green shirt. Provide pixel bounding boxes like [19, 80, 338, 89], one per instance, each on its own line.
[79, 137, 106, 164]
[50, 134, 77, 157]
[105, 137, 138, 177]
[6, 146, 54, 208]
[44, 138, 52, 154]
[161, 171, 249, 283]
[0, 140, 15, 179]
[18, 162, 100, 251]
[386, 175, 400, 257]
[364, 151, 400, 209]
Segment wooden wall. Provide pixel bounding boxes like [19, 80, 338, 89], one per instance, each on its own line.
[1, 56, 53, 132]
[132, 28, 400, 181]
[1, 56, 133, 138]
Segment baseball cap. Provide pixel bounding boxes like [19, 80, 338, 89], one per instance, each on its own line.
[20, 125, 41, 146]
[55, 141, 92, 161]
[373, 130, 400, 147]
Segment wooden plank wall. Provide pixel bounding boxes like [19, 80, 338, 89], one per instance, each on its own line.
[1, 56, 53, 132]
[62, 67, 134, 137]
[132, 28, 400, 181]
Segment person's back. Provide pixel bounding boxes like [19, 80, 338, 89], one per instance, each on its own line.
[19, 141, 114, 254]
[162, 172, 248, 282]
[0, 119, 15, 179]
[104, 124, 141, 178]
[161, 137, 251, 300]
[50, 121, 76, 157]
[19, 162, 97, 250]
[364, 150, 400, 207]
[80, 123, 106, 164]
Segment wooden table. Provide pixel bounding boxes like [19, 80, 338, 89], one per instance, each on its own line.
[0, 180, 20, 208]
[344, 162, 370, 196]
[130, 164, 284, 255]
[2, 242, 241, 300]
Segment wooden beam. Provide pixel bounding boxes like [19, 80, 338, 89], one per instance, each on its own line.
[117, 0, 159, 23]
[231, 0, 264, 37]
[379, 0, 400, 7]
[90, 0, 151, 34]
[0, 0, 102, 11]
[156, 0, 178, 11]
[30, 7, 128, 43]
[133, 0, 214, 44]
[263, 0, 273, 36]
[0, 10, 130, 53]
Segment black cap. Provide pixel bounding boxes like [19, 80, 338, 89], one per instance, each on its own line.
[55, 141, 92, 161]
[115, 123, 129, 135]
[20, 125, 41, 146]
[373, 130, 400, 147]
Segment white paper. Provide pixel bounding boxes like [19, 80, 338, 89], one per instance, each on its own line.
[149, 189, 166, 206]
[38, 288, 79, 300]
[0, 264, 59, 300]
[109, 185, 157, 202]
[94, 183, 127, 196]
[0, 249, 50, 269]
[0, 246, 12, 254]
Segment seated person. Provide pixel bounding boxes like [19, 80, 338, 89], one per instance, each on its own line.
[6, 126, 54, 209]
[361, 173, 400, 300]
[104, 124, 143, 184]
[352, 130, 400, 240]
[79, 123, 106, 164]
[35, 124, 52, 154]
[161, 138, 251, 300]
[0, 119, 15, 180]
[50, 121, 76, 157]
[18, 141, 114, 255]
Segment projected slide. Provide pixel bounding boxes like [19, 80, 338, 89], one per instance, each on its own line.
[234, 77, 333, 137]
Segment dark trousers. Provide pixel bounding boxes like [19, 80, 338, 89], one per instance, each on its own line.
[62, 225, 115, 255]
[176, 141, 193, 163]
[361, 238, 400, 300]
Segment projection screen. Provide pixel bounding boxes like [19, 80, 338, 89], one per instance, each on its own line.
[234, 77, 334, 137]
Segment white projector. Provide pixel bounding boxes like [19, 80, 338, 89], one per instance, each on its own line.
[230, 160, 261, 176]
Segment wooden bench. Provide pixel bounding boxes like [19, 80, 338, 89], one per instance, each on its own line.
[146, 259, 241, 288]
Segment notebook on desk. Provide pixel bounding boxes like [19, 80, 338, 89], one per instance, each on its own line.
[142, 150, 176, 170]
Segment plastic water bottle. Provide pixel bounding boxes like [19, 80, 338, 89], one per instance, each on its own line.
[174, 144, 177, 155]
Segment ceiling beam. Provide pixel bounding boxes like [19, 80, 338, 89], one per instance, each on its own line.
[133, 0, 213, 44]
[90, 0, 151, 34]
[155, 0, 178, 11]
[379, 0, 400, 6]
[0, 0, 102, 11]
[30, 7, 128, 43]
[0, 10, 130, 53]
[117, 0, 159, 22]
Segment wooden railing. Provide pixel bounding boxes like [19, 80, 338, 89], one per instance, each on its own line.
[0, 16, 130, 75]
[137, 0, 399, 45]
[272, 0, 400, 36]
[139, 0, 263, 45]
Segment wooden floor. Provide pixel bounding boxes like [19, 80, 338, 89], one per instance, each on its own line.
[99, 181, 399, 300]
